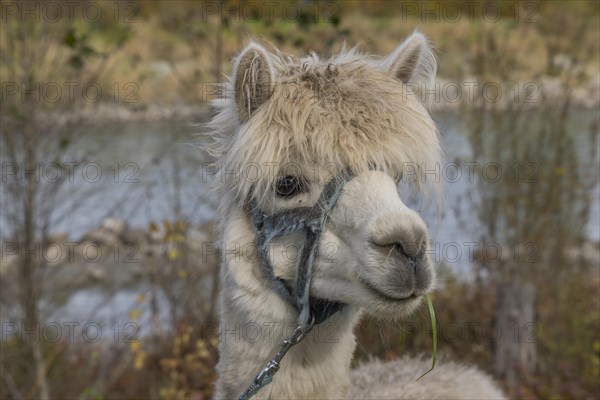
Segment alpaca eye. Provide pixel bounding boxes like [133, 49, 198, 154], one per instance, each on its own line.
[275, 176, 305, 197]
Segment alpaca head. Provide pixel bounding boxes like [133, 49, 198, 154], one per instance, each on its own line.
[207, 32, 441, 321]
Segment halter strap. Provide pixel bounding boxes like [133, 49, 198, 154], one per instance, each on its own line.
[240, 172, 352, 399]
[247, 172, 351, 325]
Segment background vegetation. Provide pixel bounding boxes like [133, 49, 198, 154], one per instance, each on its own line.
[1, 1, 598, 399]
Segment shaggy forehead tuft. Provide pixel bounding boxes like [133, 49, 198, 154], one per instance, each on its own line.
[205, 48, 442, 206]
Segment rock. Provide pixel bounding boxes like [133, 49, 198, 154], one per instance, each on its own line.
[121, 227, 147, 247]
[87, 264, 107, 282]
[101, 218, 128, 236]
[82, 218, 128, 245]
[47, 232, 68, 243]
[82, 229, 121, 246]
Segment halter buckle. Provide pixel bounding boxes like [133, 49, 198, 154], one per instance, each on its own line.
[254, 360, 279, 384]
[239, 321, 314, 400]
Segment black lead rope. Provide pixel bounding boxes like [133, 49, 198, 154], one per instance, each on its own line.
[238, 318, 315, 400]
[239, 173, 352, 400]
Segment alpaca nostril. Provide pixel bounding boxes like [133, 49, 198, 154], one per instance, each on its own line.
[394, 243, 410, 258]
[370, 219, 428, 257]
[395, 241, 424, 259]
[371, 241, 425, 260]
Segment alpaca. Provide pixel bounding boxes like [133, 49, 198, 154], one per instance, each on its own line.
[204, 32, 505, 400]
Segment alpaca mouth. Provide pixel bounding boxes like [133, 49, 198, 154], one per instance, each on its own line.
[358, 277, 420, 303]
[280, 280, 347, 320]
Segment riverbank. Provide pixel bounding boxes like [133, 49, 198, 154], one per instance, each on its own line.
[35, 75, 600, 126]
[0, 218, 218, 301]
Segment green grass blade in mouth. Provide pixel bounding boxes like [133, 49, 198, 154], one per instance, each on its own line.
[416, 294, 437, 381]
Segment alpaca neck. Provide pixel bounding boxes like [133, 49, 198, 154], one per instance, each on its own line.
[214, 212, 361, 399]
[215, 293, 360, 399]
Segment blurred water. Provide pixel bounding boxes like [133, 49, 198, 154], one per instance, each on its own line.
[3, 109, 598, 328]
[51, 119, 216, 237]
[422, 110, 598, 276]
[2, 110, 597, 263]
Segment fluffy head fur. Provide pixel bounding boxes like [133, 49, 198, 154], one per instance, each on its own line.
[204, 32, 441, 214]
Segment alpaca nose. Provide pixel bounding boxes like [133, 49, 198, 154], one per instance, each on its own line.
[392, 241, 424, 260]
[369, 212, 428, 259]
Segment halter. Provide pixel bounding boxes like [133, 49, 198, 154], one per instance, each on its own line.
[239, 171, 353, 400]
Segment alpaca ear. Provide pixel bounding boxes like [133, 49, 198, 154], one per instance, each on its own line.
[380, 32, 436, 100]
[233, 43, 275, 122]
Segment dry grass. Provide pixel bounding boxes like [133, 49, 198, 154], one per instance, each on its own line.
[5, 1, 596, 108]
